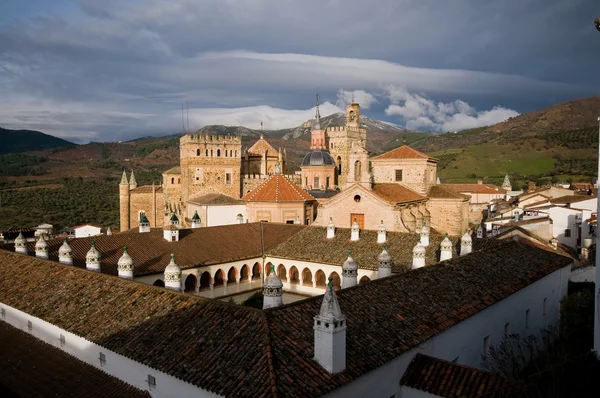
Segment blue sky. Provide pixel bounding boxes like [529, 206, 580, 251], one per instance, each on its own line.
[1, 0, 599, 143]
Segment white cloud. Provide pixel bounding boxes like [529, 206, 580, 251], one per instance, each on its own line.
[384, 86, 519, 132]
[335, 89, 377, 109]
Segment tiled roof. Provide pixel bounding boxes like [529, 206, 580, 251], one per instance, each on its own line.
[371, 183, 427, 203]
[266, 226, 501, 271]
[0, 241, 571, 398]
[439, 184, 504, 194]
[0, 322, 150, 398]
[247, 136, 278, 156]
[550, 194, 595, 205]
[163, 166, 181, 174]
[371, 145, 436, 161]
[187, 193, 244, 205]
[427, 185, 470, 200]
[0, 223, 304, 277]
[400, 354, 513, 398]
[130, 186, 163, 194]
[242, 174, 315, 202]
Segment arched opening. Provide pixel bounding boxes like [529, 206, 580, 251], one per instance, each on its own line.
[288, 266, 299, 284]
[354, 160, 361, 181]
[199, 272, 211, 291]
[277, 264, 287, 280]
[227, 267, 237, 284]
[252, 263, 261, 280]
[235, 150, 237, 157]
[171, 177, 175, 184]
[265, 262, 273, 275]
[240, 265, 249, 282]
[302, 268, 313, 286]
[337, 156, 342, 175]
[205, 149, 208, 156]
[225, 150, 228, 157]
[217, 149, 221, 157]
[359, 276, 371, 285]
[211, 149, 213, 157]
[315, 270, 326, 288]
[214, 269, 225, 287]
[196, 149, 200, 156]
[153, 279, 165, 287]
[184, 274, 197, 293]
[230, 150, 233, 157]
[326, 175, 330, 189]
[329, 272, 341, 291]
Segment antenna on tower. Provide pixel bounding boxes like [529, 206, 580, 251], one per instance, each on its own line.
[181, 103, 185, 133]
[186, 101, 190, 132]
[351, 92, 355, 103]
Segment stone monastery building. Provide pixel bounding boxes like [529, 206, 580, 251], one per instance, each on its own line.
[120, 97, 468, 236]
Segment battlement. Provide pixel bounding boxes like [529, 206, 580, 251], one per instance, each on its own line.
[181, 133, 242, 144]
[326, 125, 366, 134]
[243, 174, 296, 180]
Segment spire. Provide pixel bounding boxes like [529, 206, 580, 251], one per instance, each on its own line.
[117, 246, 134, 279]
[129, 170, 137, 187]
[314, 93, 322, 130]
[86, 241, 101, 272]
[502, 174, 511, 188]
[164, 253, 182, 291]
[14, 230, 28, 254]
[440, 233, 453, 261]
[314, 276, 346, 373]
[378, 243, 393, 279]
[263, 263, 284, 309]
[341, 250, 358, 288]
[460, 229, 473, 256]
[120, 169, 129, 185]
[412, 238, 426, 269]
[58, 237, 73, 265]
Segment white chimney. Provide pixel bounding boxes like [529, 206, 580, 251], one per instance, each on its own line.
[440, 233, 453, 261]
[139, 212, 151, 233]
[412, 239, 426, 269]
[420, 222, 430, 247]
[14, 231, 28, 254]
[314, 277, 346, 373]
[327, 218, 336, 239]
[263, 264, 284, 309]
[350, 219, 360, 241]
[164, 254, 182, 291]
[191, 211, 202, 228]
[35, 234, 49, 259]
[163, 224, 179, 242]
[117, 246, 134, 280]
[377, 244, 393, 279]
[86, 242, 101, 272]
[377, 220, 386, 244]
[460, 230, 472, 256]
[58, 238, 73, 265]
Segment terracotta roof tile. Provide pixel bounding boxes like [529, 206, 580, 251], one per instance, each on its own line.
[130, 185, 163, 194]
[0, 322, 150, 398]
[550, 194, 595, 205]
[0, 223, 304, 277]
[247, 136, 278, 156]
[372, 145, 436, 161]
[242, 174, 315, 202]
[439, 184, 504, 194]
[400, 354, 513, 397]
[427, 186, 470, 199]
[371, 183, 427, 203]
[187, 193, 244, 205]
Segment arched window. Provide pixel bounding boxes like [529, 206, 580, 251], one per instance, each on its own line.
[206, 149, 208, 156]
[227, 267, 237, 283]
[359, 276, 371, 285]
[277, 264, 287, 280]
[315, 270, 326, 288]
[252, 263, 261, 280]
[171, 177, 174, 184]
[211, 149, 213, 157]
[240, 265, 249, 282]
[214, 270, 225, 286]
[235, 150, 238, 157]
[288, 267, 299, 284]
[329, 272, 341, 291]
[314, 176, 320, 189]
[217, 149, 221, 157]
[199, 272, 211, 291]
[225, 150, 228, 157]
[337, 156, 342, 175]
[354, 160, 361, 181]
[230, 150, 233, 157]
[302, 268, 313, 286]
[184, 274, 197, 293]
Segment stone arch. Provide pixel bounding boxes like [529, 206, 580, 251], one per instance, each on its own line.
[252, 262, 261, 280]
[217, 149, 221, 157]
[329, 271, 341, 291]
[265, 262, 274, 275]
[277, 264, 287, 280]
[359, 276, 371, 285]
[227, 266, 237, 283]
[354, 160, 361, 182]
[302, 268, 313, 286]
[288, 266, 299, 284]
[240, 264, 249, 282]
[315, 270, 326, 288]
[199, 272, 211, 291]
[153, 279, 164, 287]
[214, 269, 225, 286]
[184, 274, 197, 293]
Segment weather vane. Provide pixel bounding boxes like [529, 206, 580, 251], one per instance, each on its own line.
[595, 16, 600, 32]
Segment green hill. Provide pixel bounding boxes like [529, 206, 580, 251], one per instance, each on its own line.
[0, 127, 75, 154]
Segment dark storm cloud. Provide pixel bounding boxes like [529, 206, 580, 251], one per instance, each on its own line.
[0, 0, 598, 141]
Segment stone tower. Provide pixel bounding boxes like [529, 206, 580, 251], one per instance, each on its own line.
[119, 170, 130, 232]
[179, 134, 242, 205]
[327, 101, 367, 187]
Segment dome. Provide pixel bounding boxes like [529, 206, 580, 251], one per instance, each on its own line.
[301, 150, 335, 167]
[59, 238, 72, 256]
[165, 253, 181, 273]
[14, 231, 26, 245]
[342, 250, 357, 272]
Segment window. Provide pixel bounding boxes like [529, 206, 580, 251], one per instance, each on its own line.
[564, 229, 571, 237]
[217, 149, 221, 157]
[177, 178, 180, 184]
[27, 320, 32, 332]
[59, 334, 66, 347]
[226, 173, 232, 185]
[543, 297, 547, 316]
[504, 322, 510, 335]
[99, 352, 106, 366]
[525, 309, 530, 329]
[314, 176, 320, 189]
[171, 177, 174, 184]
[395, 169, 403, 182]
[305, 177, 308, 187]
[354, 195, 361, 203]
[196, 149, 200, 156]
[326, 176, 330, 189]
[147, 374, 156, 390]
[205, 149, 208, 156]
[483, 335, 490, 357]
[225, 150, 228, 157]
[286, 220, 294, 224]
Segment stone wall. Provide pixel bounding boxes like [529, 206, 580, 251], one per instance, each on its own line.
[246, 201, 314, 224]
[370, 159, 436, 195]
[128, 191, 165, 229]
[426, 198, 469, 236]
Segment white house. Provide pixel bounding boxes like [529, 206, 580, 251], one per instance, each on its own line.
[73, 224, 102, 239]
[186, 193, 247, 227]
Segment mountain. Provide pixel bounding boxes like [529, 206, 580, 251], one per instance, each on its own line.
[0, 127, 76, 154]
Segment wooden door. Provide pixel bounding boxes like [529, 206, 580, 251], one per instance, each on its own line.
[350, 213, 364, 229]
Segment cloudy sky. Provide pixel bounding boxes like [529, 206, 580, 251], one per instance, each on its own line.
[1, 0, 599, 143]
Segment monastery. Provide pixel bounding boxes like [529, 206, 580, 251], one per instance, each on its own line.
[119, 97, 469, 236]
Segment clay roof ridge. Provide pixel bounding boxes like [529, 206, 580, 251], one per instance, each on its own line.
[244, 174, 273, 201]
[260, 312, 280, 398]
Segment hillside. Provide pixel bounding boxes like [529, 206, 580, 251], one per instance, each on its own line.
[0, 127, 75, 154]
